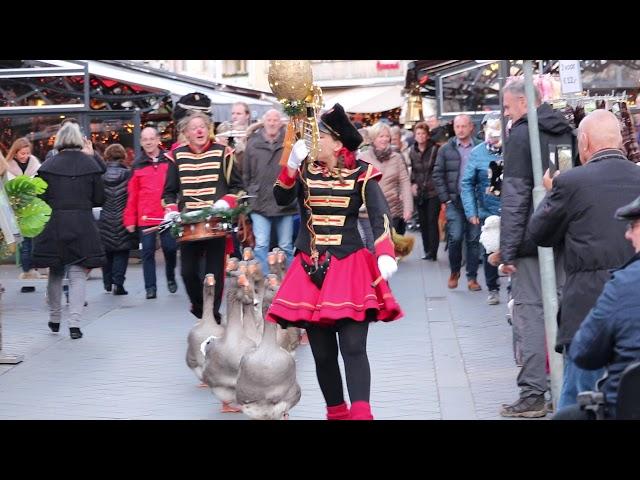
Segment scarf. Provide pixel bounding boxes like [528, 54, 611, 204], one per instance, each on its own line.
[373, 145, 392, 162]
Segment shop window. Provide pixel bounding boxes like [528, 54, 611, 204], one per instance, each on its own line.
[438, 61, 503, 116]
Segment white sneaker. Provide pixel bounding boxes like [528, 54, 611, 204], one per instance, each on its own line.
[487, 291, 500, 305]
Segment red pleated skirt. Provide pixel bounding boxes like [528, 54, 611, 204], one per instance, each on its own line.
[266, 248, 403, 328]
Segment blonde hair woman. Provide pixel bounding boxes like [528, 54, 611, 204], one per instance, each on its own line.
[356, 121, 413, 249]
[3, 137, 43, 283]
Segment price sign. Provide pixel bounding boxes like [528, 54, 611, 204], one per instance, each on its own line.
[559, 60, 582, 95]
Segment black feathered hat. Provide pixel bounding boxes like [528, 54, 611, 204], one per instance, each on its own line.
[615, 195, 640, 221]
[173, 92, 212, 123]
[319, 103, 363, 152]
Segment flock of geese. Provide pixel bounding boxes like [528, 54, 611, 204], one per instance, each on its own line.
[186, 247, 302, 420]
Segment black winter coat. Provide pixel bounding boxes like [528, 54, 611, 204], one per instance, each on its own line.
[409, 141, 439, 200]
[32, 149, 106, 269]
[98, 161, 138, 252]
[500, 103, 577, 264]
[432, 136, 481, 204]
[528, 149, 640, 349]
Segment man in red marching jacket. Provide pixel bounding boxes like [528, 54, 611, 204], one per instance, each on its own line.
[162, 112, 243, 322]
[123, 127, 178, 300]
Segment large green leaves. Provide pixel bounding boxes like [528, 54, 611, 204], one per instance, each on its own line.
[4, 176, 52, 238]
[16, 198, 51, 237]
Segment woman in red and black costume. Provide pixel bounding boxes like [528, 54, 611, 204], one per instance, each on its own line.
[267, 103, 403, 420]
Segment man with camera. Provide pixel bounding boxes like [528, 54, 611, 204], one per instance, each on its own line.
[529, 109, 640, 410]
[553, 194, 640, 419]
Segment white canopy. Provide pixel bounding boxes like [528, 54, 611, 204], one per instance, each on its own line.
[322, 84, 404, 113]
[81, 61, 276, 121]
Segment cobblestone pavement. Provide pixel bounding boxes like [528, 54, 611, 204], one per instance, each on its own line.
[0, 237, 527, 420]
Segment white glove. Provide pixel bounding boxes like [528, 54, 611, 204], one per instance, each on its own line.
[377, 255, 398, 281]
[163, 210, 180, 222]
[213, 199, 230, 210]
[287, 139, 308, 170]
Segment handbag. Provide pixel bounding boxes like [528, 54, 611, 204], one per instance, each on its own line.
[300, 252, 331, 289]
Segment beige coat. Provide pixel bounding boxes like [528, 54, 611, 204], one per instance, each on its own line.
[7, 155, 40, 180]
[357, 149, 413, 220]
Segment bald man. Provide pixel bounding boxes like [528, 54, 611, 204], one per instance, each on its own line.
[529, 109, 640, 410]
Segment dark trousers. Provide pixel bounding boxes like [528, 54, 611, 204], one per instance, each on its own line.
[139, 228, 177, 290]
[484, 253, 500, 291]
[306, 319, 371, 406]
[20, 237, 33, 272]
[180, 237, 226, 320]
[102, 250, 130, 287]
[417, 196, 441, 258]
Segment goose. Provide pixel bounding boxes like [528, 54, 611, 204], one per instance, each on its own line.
[186, 274, 224, 387]
[263, 274, 300, 355]
[202, 273, 257, 413]
[240, 274, 262, 345]
[236, 300, 301, 420]
[242, 247, 255, 262]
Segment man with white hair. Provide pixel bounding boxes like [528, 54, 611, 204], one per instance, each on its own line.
[242, 108, 297, 273]
[498, 78, 574, 418]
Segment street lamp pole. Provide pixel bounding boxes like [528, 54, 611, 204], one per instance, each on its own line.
[523, 60, 563, 409]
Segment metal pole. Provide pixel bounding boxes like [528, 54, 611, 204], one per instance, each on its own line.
[523, 60, 562, 409]
[0, 290, 24, 364]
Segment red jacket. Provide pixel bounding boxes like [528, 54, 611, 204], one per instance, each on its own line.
[123, 152, 172, 227]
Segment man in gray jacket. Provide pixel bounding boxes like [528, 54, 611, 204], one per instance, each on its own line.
[243, 109, 297, 273]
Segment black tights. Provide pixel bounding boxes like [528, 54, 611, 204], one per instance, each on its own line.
[306, 320, 370, 407]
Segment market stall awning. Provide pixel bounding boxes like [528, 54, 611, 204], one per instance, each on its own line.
[322, 84, 404, 113]
[81, 61, 276, 121]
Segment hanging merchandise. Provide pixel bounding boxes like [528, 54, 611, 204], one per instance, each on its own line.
[612, 101, 640, 163]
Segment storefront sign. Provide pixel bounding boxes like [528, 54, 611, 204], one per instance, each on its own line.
[377, 61, 400, 71]
[559, 60, 582, 95]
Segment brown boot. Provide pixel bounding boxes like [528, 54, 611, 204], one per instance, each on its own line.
[468, 279, 482, 291]
[447, 272, 460, 289]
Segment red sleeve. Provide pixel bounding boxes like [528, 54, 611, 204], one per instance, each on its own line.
[123, 171, 139, 227]
[276, 166, 297, 188]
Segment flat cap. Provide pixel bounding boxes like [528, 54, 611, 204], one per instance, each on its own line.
[615, 195, 640, 221]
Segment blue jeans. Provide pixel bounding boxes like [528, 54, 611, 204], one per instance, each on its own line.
[445, 202, 480, 279]
[139, 228, 177, 290]
[251, 213, 294, 274]
[20, 237, 33, 272]
[558, 345, 605, 409]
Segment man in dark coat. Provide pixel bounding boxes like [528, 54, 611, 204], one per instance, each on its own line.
[553, 195, 640, 419]
[529, 109, 640, 409]
[498, 78, 574, 418]
[432, 114, 482, 290]
[32, 121, 106, 340]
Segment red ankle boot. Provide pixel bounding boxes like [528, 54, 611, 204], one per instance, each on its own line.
[326, 402, 351, 420]
[350, 401, 374, 420]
